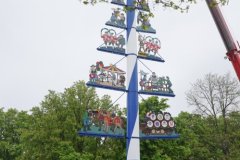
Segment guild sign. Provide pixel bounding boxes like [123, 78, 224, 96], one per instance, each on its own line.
[106, 8, 126, 29]
[98, 28, 126, 55]
[139, 70, 173, 94]
[140, 111, 176, 137]
[81, 109, 125, 137]
[136, 0, 150, 11]
[136, 11, 156, 33]
[138, 35, 163, 61]
[88, 61, 126, 90]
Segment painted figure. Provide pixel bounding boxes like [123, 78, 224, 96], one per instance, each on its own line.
[137, 12, 151, 28]
[149, 72, 158, 87]
[108, 8, 126, 27]
[83, 110, 91, 131]
[144, 39, 152, 55]
[138, 35, 145, 53]
[102, 31, 110, 47]
[152, 40, 161, 55]
[166, 76, 173, 93]
[109, 33, 117, 47]
[89, 65, 97, 82]
[103, 112, 111, 133]
[97, 110, 104, 131]
[111, 72, 117, 86]
[119, 74, 125, 86]
[137, 0, 149, 10]
[119, 13, 125, 26]
[139, 70, 148, 90]
[113, 115, 122, 133]
[117, 35, 125, 49]
[139, 70, 173, 93]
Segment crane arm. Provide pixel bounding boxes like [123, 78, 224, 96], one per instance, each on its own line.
[206, 0, 240, 80]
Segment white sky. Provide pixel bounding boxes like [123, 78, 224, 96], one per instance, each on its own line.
[0, 0, 239, 115]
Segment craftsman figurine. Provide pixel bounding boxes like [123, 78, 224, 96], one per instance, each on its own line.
[83, 110, 91, 131]
[136, 11, 156, 33]
[137, 11, 151, 28]
[106, 8, 126, 28]
[88, 61, 126, 89]
[99, 28, 126, 54]
[89, 65, 97, 83]
[138, 35, 161, 60]
[116, 35, 125, 49]
[139, 70, 174, 93]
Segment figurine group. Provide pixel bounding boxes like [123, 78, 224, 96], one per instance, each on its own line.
[136, 0, 149, 10]
[89, 61, 126, 88]
[139, 70, 173, 93]
[106, 8, 126, 28]
[82, 109, 124, 134]
[101, 29, 125, 48]
[137, 11, 155, 33]
[138, 35, 161, 57]
[140, 111, 175, 135]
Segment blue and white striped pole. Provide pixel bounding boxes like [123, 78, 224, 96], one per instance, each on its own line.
[126, 0, 140, 159]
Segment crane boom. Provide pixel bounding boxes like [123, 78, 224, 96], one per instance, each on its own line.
[206, 0, 240, 80]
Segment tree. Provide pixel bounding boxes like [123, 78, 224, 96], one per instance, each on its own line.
[186, 73, 240, 158]
[18, 80, 125, 160]
[0, 108, 30, 160]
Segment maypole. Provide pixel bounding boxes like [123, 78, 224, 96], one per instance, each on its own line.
[126, 0, 140, 158]
[79, 0, 179, 159]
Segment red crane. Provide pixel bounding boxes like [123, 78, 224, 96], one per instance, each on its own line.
[206, 0, 240, 80]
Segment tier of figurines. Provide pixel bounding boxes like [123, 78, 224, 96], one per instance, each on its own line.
[88, 61, 126, 89]
[140, 111, 176, 136]
[98, 28, 126, 55]
[105, 7, 155, 33]
[81, 109, 125, 135]
[139, 70, 173, 93]
[98, 29, 163, 61]
[138, 35, 163, 60]
[136, 11, 156, 33]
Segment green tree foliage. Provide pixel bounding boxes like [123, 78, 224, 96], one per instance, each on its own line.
[0, 108, 30, 160]
[16, 80, 125, 160]
[186, 73, 240, 159]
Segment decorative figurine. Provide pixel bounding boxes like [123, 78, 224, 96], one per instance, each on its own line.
[98, 28, 126, 55]
[139, 70, 148, 90]
[136, 11, 156, 33]
[89, 65, 97, 83]
[136, 0, 150, 11]
[140, 111, 176, 136]
[82, 110, 91, 131]
[138, 35, 162, 61]
[106, 8, 126, 29]
[81, 109, 125, 135]
[88, 61, 126, 89]
[139, 70, 174, 93]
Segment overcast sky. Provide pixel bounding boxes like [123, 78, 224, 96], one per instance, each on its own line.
[0, 0, 239, 115]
